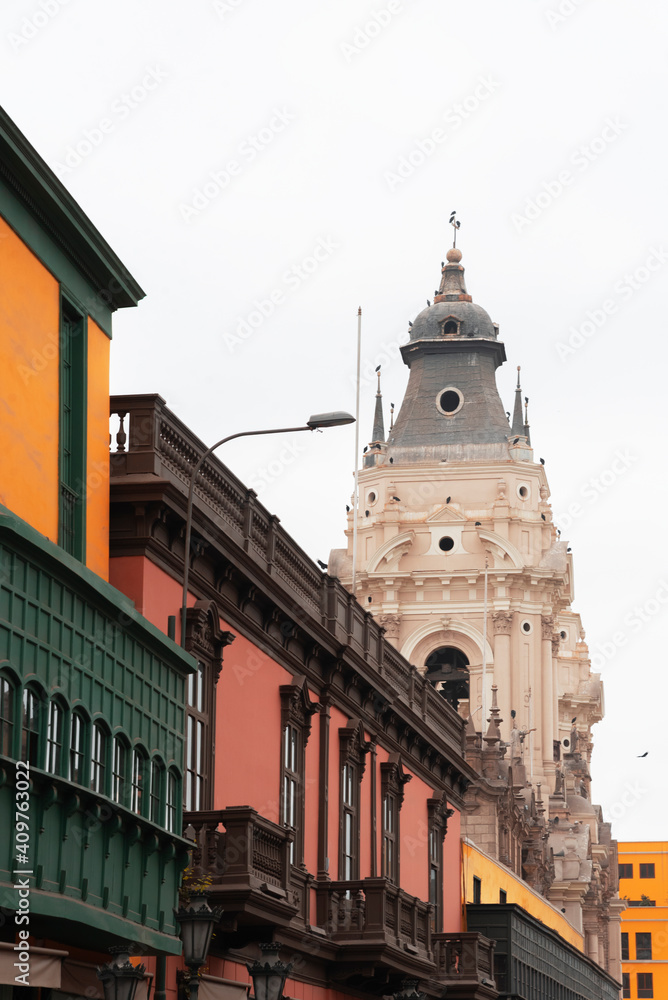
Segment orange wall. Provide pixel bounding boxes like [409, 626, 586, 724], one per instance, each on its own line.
[85, 318, 111, 577]
[620, 842, 668, 998]
[443, 807, 462, 931]
[215, 628, 288, 823]
[0, 216, 59, 538]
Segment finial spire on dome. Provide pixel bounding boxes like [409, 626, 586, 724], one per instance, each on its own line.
[511, 366, 525, 436]
[371, 368, 385, 443]
[524, 394, 531, 446]
[449, 210, 461, 249]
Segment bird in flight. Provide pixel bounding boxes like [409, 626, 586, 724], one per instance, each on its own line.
[638, 752, 649, 758]
[317, 560, 327, 570]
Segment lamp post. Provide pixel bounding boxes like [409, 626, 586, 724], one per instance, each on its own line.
[391, 980, 426, 1000]
[180, 411, 354, 647]
[176, 893, 223, 1000]
[246, 943, 293, 1000]
[97, 945, 146, 1000]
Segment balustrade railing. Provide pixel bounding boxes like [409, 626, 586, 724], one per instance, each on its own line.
[432, 931, 496, 986]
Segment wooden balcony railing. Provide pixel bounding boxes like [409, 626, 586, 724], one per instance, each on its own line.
[432, 932, 496, 989]
[183, 807, 296, 918]
[315, 877, 433, 961]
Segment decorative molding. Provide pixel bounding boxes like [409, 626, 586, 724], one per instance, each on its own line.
[427, 789, 455, 841]
[492, 610, 513, 636]
[280, 674, 320, 747]
[367, 531, 415, 574]
[377, 613, 401, 639]
[541, 615, 555, 641]
[380, 752, 412, 809]
[339, 718, 372, 775]
[184, 600, 235, 684]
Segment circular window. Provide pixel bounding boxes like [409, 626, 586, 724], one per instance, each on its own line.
[439, 536, 455, 552]
[559, 629, 568, 641]
[518, 484, 530, 500]
[521, 620, 532, 634]
[436, 387, 464, 417]
[367, 490, 377, 506]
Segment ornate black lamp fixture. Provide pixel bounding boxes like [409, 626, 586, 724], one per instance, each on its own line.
[246, 943, 293, 1000]
[97, 944, 146, 1000]
[392, 980, 426, 1000]
[176, 893, 223, 1000]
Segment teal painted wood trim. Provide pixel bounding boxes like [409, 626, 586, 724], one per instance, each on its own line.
[58, 298, 87, 559]
[0, 762, 190, 952]
[0, 504, 196, 677]
[0, 108, 144, 315]
[0, 184, 113, 337]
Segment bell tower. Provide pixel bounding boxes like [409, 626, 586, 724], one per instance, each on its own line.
[329, 247, 602, 787]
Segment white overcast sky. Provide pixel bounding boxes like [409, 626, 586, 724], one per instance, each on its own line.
[3, 0, 667, 841]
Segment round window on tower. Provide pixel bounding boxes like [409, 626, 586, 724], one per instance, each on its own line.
[436, 387, 464, 417]
[439, 536, 455, 552]
[521, 620, 533, 635]
[367, 490, 378, 506]
[517, 484, 530, 500]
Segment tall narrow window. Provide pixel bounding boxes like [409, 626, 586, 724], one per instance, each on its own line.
[380, 754, 411, 885]
[637, 972, 654, 998]
[59, 300, 87, 560]
[636, 932, 652, 960]
[131, 748, 145, 815]
[46, 700, 64, 773]
[0, 676, 14, 756]
[69, 711, 86, 784]
[282, 725, 298, 864]
[622, 973, 630, 998]
[339, 720, 369, 881]
[183, 602, 235, 813]
[91, 723, 107, 794]
[166, 769, 179, 833]
[22, 688, 41, 764]
[472, 876, 482, 903]
[150, 759, 163, 824]
[427, 791, 454, 933]
[621, 932, 629, 961]
[279, 677, 317, 867]
[112, 737, 127, 805]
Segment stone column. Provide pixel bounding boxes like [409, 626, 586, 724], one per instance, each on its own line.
[606, 898, 625, 983]
[541, 614, 555, 769]
[492, 611, 513, 739]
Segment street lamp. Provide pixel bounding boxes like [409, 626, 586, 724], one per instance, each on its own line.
[97, 945, 146, 1000]
[391, 981, 426, 1000]
[180, 412, 355, 647]
[246, 943, 293, 1000]
[176, 893, 223, 1000]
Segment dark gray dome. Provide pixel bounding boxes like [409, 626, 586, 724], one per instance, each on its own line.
[409, 300, 496, 342]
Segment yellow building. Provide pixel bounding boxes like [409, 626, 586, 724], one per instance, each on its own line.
[619, 842, 668, 999]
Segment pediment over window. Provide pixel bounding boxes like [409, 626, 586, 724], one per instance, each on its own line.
[279, 674, 319, 745]
[425, 505, 468, 523]
[367, 531, 415, 573]
[428, 789, 455, 841]
[339, 718, 372, 774]
[185, 599, 235, 683]
[380, 752, 413, 808]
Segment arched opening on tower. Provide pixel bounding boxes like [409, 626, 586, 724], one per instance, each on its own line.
[425, 646, 470, 709]
[443, 320, 458, 336]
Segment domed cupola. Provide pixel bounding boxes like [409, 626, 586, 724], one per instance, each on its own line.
[386, 247, 513, 465]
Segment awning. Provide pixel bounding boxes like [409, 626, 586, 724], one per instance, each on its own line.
[59, 960, 153, 1000]
[0, 941, 68, 987]
[199, 974, 250, 1000]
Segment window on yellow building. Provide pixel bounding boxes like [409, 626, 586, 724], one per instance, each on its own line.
[59, 299, 87, 560]
[473, 876, 482, 903]
[619, 863, 633, 879]
[499, 889, 507, 904]
[640, 863, 655, 879]
[621, 932, 629, 961]
[622, 973, 630, 998]
[637, 972, 653, 998]
[636, 933, 652, 960]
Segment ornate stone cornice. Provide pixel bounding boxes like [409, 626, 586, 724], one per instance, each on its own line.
[492, 610, 513, 635]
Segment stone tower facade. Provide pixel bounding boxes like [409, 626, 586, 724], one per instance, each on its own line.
[329, 247, 624, 974]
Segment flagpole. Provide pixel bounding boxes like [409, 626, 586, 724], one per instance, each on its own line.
[351, 307, 362, 597]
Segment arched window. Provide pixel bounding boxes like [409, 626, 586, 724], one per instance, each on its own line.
[22, 686, 43, 764]
[165, 768, 180, 834]
[69, 710, 87, 784]
[91, 722, 108, 794]
[0, 673, 15, 757]
[425, 646, 470, 709]
[46, 698, 65, 774]
[112, 735, 128, 805]
[131, 746, 147, 815]
[149, 757, 164, 825]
